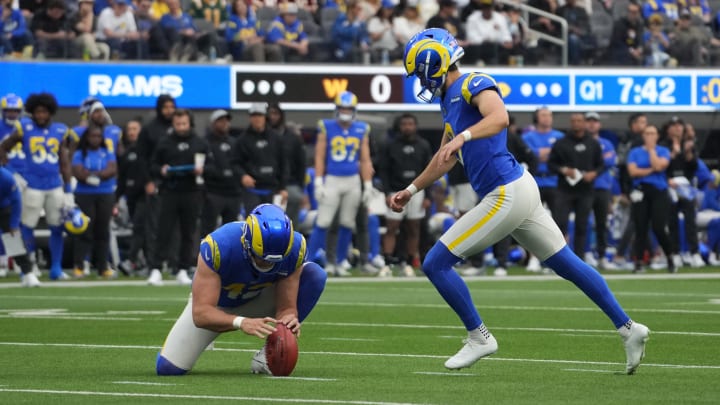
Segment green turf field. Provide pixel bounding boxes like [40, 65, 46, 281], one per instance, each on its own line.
[1, 271, 720, 404]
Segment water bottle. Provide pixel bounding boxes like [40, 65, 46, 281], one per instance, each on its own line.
[209, 46, 217, 62]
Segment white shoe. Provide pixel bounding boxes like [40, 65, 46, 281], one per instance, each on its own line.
[0, 267, 7, 278]
[460, 266, 484, 276]
[338, 259, 352, 271]
[402, 264, 416, 277]
[672, 254, 683, 268]
[493, 267, 507, 277]
[709, 252, 720, 266]
[526, 256, 541, 272]
[622, 322, 650, 375]
[370, 255, 385, 268]
[445, 333, 498, 370]
[600, 258, 618, 270]
[176, 269, 193, 285]
[21, 272, 41, 287]
[584, 252, 598, 267]
[361, 263, 380, 275]
[32, 263, 41, 277]
[147, 268, 164, 286]
[681, 252, 693, 266]
[377, 265, 393, 278]
[334, 266, 352, 277]
[251, 346, 272, 375]
[690, 253, 705, 268]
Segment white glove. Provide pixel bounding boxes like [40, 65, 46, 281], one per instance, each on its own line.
[63, 192, 75, 209]
[313, 177, 325, 203]
[362, 181, 373, 206]
[12, 172, 28, 193]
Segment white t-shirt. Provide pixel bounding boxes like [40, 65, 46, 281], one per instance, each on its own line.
[96, 8, 138, 40]
[367, 17, 398, 50]
[466, 11, 511, 45]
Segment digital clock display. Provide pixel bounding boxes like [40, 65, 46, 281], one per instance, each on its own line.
[575, 75, 692, 108]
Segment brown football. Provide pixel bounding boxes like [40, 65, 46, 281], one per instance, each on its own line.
[265, 323, 299, 376]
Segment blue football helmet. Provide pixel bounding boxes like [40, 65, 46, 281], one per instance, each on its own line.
[334, 91, 358, 122]
[62, 207, 90, 235]
[1, 94, 24, 125]
[242, 204, 294, 273]
[403, 28, 465, 102]
[78, 96, 100, 120]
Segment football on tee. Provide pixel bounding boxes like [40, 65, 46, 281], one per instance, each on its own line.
[266, 323, 299, 376]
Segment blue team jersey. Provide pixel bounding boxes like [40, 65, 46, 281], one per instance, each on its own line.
[440, 72, 523, 199]
[594, 137, 617, 190]
[266, 17, 307, 44]
[72, 148, 117, 194]
[318, 119, 369, 177]
[305, 167, 318, 210]
[627, 145, 671, 190]
[199, 222, 307, 307]
[17, 117, 76, 190]
[73, 124, 121, 155]
[0, 120, 25, 175]
[522, 128, 563, 188]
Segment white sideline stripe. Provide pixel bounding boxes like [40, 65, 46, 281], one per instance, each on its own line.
[558, 334, 616, 338]
[107, 311, 165, 315]
[413, 372, 476, 377]
[321, 338, 381, 342]
[0, 388, 428, 405]
[267, 377, 338, 381]
[563, 368, 617, 374]
[2, 341, 719, 370]
[112, 381, 181, 386]
[0, 315, 142, 321]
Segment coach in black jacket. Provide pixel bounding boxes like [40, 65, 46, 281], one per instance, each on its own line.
[201, 110, 243, 237]
[548, 112, 604, 256]
[233, 103, 287, 213]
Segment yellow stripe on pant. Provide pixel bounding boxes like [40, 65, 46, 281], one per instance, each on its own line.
[447, 185, 506, 251]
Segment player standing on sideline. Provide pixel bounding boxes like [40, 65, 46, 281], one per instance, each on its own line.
[306, 91, 374, 276]
[1, 94, 27, 179]
[156, 203, 327, 375]
[0, 92, 77, 280]
[391, 28, 649, 373]
[0, 167, 38, 286]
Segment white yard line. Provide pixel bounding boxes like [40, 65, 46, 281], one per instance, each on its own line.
[112, 381, 181, 386]
[320, 338, 381, 342]
[413, 372, 476, 377]
[562, 368, 618, 374]
[0, 388, 430, 405]
[267, 376, 338, 381]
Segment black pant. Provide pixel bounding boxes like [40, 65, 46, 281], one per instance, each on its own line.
[74, 193, 115, 272]
[592, 189, 612, 257]
[669, 198, 698, 254]
[241, 191, 274, 216]
[201, 192, 241, 237]
[493, 236, 512, 267]
[0, 206, 32, 274]
[539, 187, 557, 214]
[632, 184, 673, 262]
[554, 189, 594, 256]
[126, 193, 153, 266]
[152, 190, 201, 273]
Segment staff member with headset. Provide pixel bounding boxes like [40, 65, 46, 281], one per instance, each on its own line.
[626, 124, 675, 273]
[146, 109, 209, 286]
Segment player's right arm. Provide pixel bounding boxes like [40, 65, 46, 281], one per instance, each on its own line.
[191, 257, 277, 337]
[0, 126, 22, 164]
[314, 120, 327, 178]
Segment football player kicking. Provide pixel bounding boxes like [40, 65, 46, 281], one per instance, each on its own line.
[156, 203, 327, 375]
[390, 28, 650, 374]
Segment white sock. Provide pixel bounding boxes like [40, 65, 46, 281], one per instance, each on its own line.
[469, 323, 491, 341]
[617, 320, 634, 339]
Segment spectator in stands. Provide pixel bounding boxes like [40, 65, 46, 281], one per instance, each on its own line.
[392, 3, 424, 46]
[465, 0, 512, 65]
[96, 0, 141, 59]
[71, 124, 118, 279]
[72, 0, 110, 60]
[201, 109, 242, 238]
[331, 0, 370, 63]
[367, 0, 400, 63]
[134, 0, 166, 59]
[642, 0, 679, 22]
[19, 0, 45, 19]
[31, 0, 76, 59]
[267, 102, 305, 227]
[504, 4, 535, 65]
[1, 0, 32, 58]
[607, 1, 644, 65]
[426, 0, 467, 48]
[643, 13, 674, 67]
[528, 0, 559, 38]
[686, 0, 712, 24]
[670, 9, 709, 66]
[265, 2, 309, 62]
[150, 0, 170, 20]
[190, 0, 227, 30]
[226, 0, 280, 62]
[556, 0, 592, 65]
[160, 0, 201, 61]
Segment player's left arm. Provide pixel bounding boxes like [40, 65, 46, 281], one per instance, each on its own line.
[59, 139, 73, 191]
[439, 89, 509, 163]
[274, 267, 301, 334]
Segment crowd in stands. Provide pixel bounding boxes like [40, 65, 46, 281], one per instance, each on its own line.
[3, 0, 720, 65]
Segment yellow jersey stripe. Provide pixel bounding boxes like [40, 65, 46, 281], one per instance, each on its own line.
[295, 235, 307, 270]
[447, 185, 505, 251]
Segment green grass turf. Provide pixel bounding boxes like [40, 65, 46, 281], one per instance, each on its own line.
[1, 271, 720, 404]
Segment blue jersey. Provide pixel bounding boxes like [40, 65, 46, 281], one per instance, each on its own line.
[266, 17, 307, 44]
[627, 145, 671, 190]
[0, 120, 25, 175]
[318, 119, 369, 177]
[523, 128, 563, 188]
[17, 117, 76, 190]
[0, 167, 21, 229]
[440, 72, 523, 199]
[305, 167, 318, 210]
[72, 148, 117, 194]
[73, 124, 121, 155]
[199, 222, 307, 307]
[594, 137, 617, 191]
